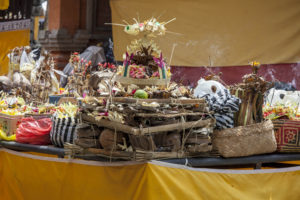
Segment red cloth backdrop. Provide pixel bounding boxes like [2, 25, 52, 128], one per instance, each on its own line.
[171, 63, 300, 89]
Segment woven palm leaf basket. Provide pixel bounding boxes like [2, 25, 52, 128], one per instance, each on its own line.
[212, 120, 276, 158]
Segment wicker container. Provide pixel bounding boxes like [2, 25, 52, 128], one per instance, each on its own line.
[212, 120, 276, 158]
[0, 113, 23, 135]
[273, 119, 300, 152]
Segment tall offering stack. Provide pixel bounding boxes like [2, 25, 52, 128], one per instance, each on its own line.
[113, 17, 173, 87]
[75, 17, 216, 161]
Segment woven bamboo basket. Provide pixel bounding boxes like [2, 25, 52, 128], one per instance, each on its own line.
[212, 120, 276, 158]
[115, 75, 170, 87]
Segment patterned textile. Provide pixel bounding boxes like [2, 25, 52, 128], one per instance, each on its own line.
[273, 119, 300, 152]
[0, 19, 31, 32]
[50, 117, 79, 147]
[204, 89, 241, 129]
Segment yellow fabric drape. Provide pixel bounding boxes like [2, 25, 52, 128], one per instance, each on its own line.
[1, 149, 300, 200]
[111, 0, 300, 66]
[0, 30, 30, 75]
[0, 0, 9, 10]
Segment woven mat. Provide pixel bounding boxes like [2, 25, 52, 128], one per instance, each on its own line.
[273, 119, 300, 152]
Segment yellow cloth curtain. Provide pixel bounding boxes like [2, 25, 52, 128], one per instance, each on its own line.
[0, 0, 9, 10]
[111, 0, 300, 66]
[0, 30, 30, 75]
[1, 149, 300, 200]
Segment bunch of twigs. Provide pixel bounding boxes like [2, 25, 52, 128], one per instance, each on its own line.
[230, 70, 272, 126]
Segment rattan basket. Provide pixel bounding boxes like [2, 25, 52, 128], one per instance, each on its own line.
[212, 120, 276, 158]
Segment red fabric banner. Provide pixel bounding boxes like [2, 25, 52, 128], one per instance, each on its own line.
[171, 63, 300, 89]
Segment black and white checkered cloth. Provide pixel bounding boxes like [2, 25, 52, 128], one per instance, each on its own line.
[204, 89, 241, 130]
[50, 116, 79, 147]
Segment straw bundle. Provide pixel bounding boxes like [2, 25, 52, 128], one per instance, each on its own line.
[230, 73, 272, 126]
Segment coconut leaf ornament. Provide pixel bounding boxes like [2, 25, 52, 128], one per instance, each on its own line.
[108, 16, 176, 86]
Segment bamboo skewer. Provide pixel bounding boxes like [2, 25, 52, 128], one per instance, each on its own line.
[162, 18, 176, 25]
[104, 23, 127, 27]
[134, 112, 211, 118]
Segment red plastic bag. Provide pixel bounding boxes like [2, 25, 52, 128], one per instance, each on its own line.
[16, 117, 52, 145]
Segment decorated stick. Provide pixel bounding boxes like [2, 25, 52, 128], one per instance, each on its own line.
[162, 18, 176, 25]
[169, 43, 177, 66]
[104, 23, 127, 27]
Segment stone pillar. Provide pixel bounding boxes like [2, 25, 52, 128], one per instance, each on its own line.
[39, 0, 90, 69]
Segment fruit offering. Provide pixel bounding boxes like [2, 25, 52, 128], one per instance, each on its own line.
[133, 89, 148, 99]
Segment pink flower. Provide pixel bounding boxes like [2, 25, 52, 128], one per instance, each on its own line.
[124, 52, 133, 66]
[152, 71, 159, 77]
[153, 53, 165, 69]
[98, 112, 108, 116]
[131, 89, 137, 95]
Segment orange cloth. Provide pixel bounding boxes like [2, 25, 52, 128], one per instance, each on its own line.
[0, 30, 30, 75]
[1, 149, 300, 200]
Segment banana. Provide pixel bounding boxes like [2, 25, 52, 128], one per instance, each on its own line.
[0, 129, 16, 141]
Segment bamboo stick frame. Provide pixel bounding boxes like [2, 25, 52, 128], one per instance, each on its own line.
[81, 113, 214, 135]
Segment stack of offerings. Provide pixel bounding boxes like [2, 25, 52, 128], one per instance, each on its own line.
[263, 89, 300, 152]
[113, 17, 174, 87]
[212, 62, 277, 158]
[80, 96, 215, 161]
[5, 47, 62, 104]
[71, 16, 215, 160]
